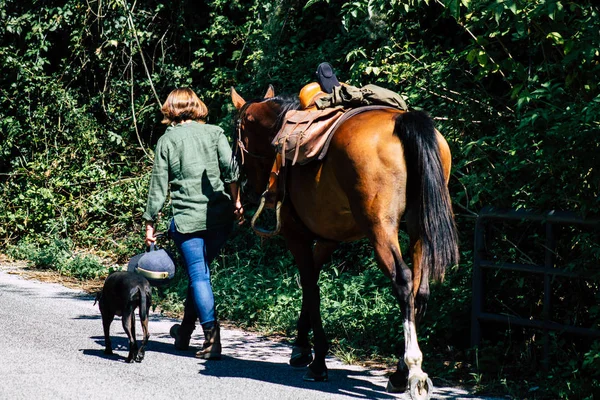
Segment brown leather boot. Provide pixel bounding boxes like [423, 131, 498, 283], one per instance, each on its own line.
[195, 322, 221, 360]
[170, 324, 193, 351]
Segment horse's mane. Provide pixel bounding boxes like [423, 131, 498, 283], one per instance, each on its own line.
[263, 95, 300, 132]
[239, 94, 300, 132]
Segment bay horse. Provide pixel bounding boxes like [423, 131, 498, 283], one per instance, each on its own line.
[231, 85, 459, 399]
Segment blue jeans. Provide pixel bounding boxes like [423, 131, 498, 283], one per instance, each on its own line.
[169, 221, 231, 329]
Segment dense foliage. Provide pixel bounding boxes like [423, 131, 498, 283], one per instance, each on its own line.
[1, 1, 598, 398]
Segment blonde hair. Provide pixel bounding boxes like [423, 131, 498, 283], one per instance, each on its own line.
[161, 88, 208, 125]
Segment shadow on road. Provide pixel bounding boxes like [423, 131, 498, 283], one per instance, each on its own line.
[198, 355, 396, 399]
[81, 332, 395, 399]
[81, 348, 126, 362]
[84, 335, 199, 360]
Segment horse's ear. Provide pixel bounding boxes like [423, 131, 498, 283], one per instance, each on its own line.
[264, 85, 275, 99]
[231, 87, 246, 110]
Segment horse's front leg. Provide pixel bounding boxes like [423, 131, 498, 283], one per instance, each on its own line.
[290, 291, 312, 368]
[296, 270, 328, 382]
[301, 239, 338, 381]
[284, 230, 335, 381]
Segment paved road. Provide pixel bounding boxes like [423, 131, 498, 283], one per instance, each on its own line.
[0, 266, 498, 400]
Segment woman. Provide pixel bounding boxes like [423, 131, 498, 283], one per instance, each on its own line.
[142, 87, 244, 359]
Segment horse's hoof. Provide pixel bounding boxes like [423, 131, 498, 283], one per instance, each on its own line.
[289, 346, 313, 368]
[408, 375, 433, 400]
[303, 367, 328, 382]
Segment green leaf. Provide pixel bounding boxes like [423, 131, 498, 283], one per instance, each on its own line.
[477, 51, 488, 67]
[546, 32, 564, 46]
[303, 0, 326, 10]
[494, 4, 503, 24]
[446, 0, 460, 19]
[466, 48, 478, 63]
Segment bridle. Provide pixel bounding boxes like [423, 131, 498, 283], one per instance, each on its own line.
[234, 103, 271, 166]
[233, 101, 282, 237]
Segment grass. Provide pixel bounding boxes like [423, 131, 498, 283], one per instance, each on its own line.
[6, 238, 110, 280]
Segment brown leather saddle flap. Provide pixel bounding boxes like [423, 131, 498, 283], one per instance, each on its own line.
[272, 107, 345, 166]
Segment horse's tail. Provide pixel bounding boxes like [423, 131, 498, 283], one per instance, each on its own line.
[394, 110, 459, 282]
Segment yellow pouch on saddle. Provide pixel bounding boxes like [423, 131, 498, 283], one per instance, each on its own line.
[272, 107, 344, 166]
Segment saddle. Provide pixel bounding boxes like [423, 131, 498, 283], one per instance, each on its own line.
[269, 81, 351, 167]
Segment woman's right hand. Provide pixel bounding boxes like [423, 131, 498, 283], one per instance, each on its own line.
[234, 201, 245, 225]
[145, 222, 157, 247]
[229, 182, 245, 225]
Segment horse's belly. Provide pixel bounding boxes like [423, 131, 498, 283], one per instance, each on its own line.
[289, 163, 363, 241]
[297, 199, 362, 241]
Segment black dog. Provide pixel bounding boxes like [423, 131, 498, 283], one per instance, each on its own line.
[95, 271, 152, 363]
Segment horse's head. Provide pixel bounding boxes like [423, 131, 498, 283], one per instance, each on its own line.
[231, 85, 299, 203]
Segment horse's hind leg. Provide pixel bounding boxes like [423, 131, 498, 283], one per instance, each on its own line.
[369, 228, 432, 397]
[406, 209, 431, 324]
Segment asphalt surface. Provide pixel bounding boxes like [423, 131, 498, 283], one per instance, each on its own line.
[0, 265, 502, 400]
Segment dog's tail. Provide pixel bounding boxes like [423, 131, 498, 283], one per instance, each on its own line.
[93, 291, 102, 306]
[138, 287, 152, 321]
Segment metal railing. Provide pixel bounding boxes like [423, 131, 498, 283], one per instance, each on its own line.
[471, 206, 600, 368]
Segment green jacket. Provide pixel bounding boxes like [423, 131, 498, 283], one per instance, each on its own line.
[142, 121, 239, 233]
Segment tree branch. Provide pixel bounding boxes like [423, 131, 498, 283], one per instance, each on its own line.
[122, 0, 161, 106]
[129, 53, 152, 161]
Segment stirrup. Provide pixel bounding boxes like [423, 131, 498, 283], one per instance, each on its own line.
[251, 196, 282, 237]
